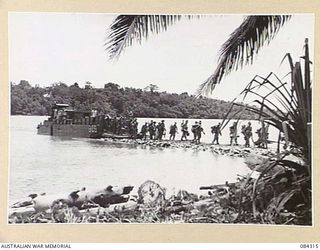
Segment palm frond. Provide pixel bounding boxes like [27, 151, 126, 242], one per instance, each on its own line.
[106, 15, 186, 60]
[199, 15, 291, 95]
[221, 54, 310, 157]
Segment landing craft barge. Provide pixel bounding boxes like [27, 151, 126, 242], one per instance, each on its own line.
[37, 104, 105, 138]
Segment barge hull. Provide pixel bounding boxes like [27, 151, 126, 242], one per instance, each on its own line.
[37, 123, 101, 138]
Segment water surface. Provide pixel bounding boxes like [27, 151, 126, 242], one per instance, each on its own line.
[9, 116, 267, 201]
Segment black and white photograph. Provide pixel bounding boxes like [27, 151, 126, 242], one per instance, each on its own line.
[8, 13, 313, 225]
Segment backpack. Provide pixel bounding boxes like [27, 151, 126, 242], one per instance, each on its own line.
[211, 125, 217, 133]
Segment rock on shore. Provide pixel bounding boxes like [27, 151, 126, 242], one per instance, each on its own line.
[102, 138, 276, 158]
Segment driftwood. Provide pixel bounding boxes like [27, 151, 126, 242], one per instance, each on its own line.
[9, 206, 36, 217]
[9, 181, 239, 223]
[78, 197, 138, 215]
[9, 185, 134, 216]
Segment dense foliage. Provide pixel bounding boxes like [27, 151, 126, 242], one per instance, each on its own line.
[11, 81, 257, 119]
[220, 40, 312, 225]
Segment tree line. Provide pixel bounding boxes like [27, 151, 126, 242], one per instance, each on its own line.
[10, 80, 258, 119]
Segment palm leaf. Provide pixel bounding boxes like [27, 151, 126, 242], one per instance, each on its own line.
[198, 15, 291, 95]
[106, 15, 186, 60]
[106, 15, 291, 96]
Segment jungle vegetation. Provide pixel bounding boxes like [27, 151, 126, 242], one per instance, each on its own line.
[10, 80, 257, 119]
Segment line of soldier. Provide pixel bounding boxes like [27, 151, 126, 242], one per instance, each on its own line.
[104, 115, 269, 148]
[104, 116, 138, 136]
[139, 120, 167, 140]
[138, 120, 206, 143]
[181, 120, 269, 148]
[211, 121, 269, 148]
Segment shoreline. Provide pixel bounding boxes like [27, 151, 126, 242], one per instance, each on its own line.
[9, 174, 309, 225]
[102, 137, 276, 158]
[9, 137, 275, 205]
[9, 139, 308, 225]
[10, 114, 258, 121]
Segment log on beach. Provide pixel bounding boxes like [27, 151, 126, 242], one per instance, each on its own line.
[199, 181, 239, 192]
[79, 197, 138, 215]
[9, 185, 135, 217]
[9, 206, 36, 217]
[9, 180, 247, 224]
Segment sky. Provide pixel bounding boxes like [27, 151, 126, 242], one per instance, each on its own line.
[9, 13, 314, 101]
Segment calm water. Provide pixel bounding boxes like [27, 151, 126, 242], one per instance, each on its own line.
[9, 116, 277, 202]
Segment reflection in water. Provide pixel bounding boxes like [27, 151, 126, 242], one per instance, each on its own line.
[9, 116, 252, 201]
[87, 139, 139, 150]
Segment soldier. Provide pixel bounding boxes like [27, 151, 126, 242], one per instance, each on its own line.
[169, 122, 178, 140]
[255, 122, 269, 148]
[157, 120, 166, 140]
[181, 120, 185, 128]
[229, 121, 238, 146]
[243, 122, 253, 147]
[111, 117, 118, 134]
[128, 118, 137, 137]
[241, 124, 246, 144]
[91, 109, 98, 123]
[149, 120, 156, 140]
[262, 123, 269, 148]
[191, 121, 199, 142]
[196, 121, 205, 144]
[104, 115, 111, 133]
[132, 118, 138, 138]
[155, 122, 160, 139]
[140, 122, 148, 140]
[181, 120, 189, 141]
[211, 122, 222, 145]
